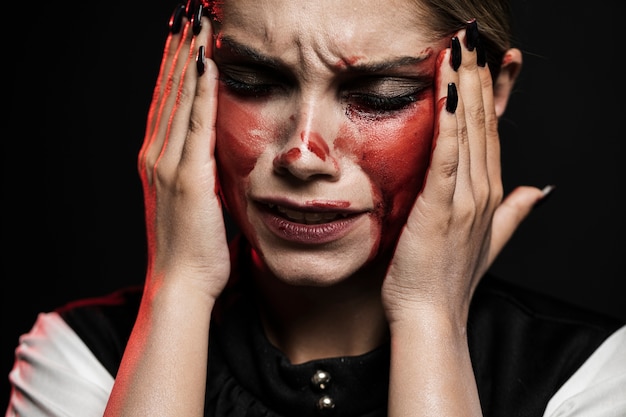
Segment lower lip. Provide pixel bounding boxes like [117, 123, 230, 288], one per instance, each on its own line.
[258, 206, 363, 245]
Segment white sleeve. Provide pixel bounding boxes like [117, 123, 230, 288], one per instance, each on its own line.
[543, 324, 626, 417]
[5, 312, 114, 417]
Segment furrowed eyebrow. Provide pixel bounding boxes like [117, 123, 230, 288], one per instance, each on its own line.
[346, 55, 432, 73]
[215, 36, 432, 74]
[215, 36, 282, 68]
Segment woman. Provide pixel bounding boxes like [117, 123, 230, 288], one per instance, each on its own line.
[6, 0, 626, 416]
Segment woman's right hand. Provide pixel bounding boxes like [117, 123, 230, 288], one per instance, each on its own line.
[104, 7, 230, 416]
[137, 3, 230, 301]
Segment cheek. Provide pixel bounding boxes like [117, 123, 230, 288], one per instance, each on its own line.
[336, 99, 434, 251]
[215, 93, 268, 228]
[216, 95, 265, 179]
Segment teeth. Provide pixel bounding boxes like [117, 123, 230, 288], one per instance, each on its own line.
[272, 204, 345, 224]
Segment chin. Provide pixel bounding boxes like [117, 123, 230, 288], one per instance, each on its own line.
[252, 240, 376, 287]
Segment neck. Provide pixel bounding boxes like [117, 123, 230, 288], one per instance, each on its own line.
[252, 261, 390, 365]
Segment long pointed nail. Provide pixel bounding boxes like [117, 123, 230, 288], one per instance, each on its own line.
[185, 0, 196, 19]
[197, 45, 206, 76]
[535, 184, 556, 208]
[476, 38, 487, 67]
[192, 2, 203, 35]
[451, 37, 461, 71]
[169, 4, 186, 34]
[446, 83, 458, 113]
[466, 20, 479, 51]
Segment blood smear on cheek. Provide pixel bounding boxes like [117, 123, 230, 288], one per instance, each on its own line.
[216, 98, 268, 178]
[335, 108, 434, 253]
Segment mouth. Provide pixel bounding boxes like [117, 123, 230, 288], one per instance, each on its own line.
[268, 203, 353, 225]
[255, 200, 365, 244]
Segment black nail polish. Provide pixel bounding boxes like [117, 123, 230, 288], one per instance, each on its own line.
[192, 2, 203, 35]
[169, 4, 186, 34]
[451, 37, 461, 71]
[476, 38, 487, 67]
[197, 45, 206, 76]
[446, 83, 458, 113]
[185, 0, 196, 19]
[466, 20, 479, 51]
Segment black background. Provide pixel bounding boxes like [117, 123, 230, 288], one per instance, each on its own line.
[3, 0, 625, 411]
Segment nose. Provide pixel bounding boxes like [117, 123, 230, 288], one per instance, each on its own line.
[273, 102, 340, 182]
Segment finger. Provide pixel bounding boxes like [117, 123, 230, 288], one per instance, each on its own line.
[139, 5, 189, 181]
[180, 19, 218, 169]
[487, 185, 552, 265]
[450, 31, 477, 203]
[417, 47, 461, 209]
[476, 40, 504, 209]
[146, 4, 188, 139]
[456, 28, 488, 202]
[146, 20, 197, 177]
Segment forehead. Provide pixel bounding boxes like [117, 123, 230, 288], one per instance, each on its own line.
[214, 0, 443, 68]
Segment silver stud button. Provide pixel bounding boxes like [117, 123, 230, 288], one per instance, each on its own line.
[311, 369, 331, 390]
[317, 395, 336, 411]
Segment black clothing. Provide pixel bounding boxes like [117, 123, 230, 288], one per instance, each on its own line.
[57, 238, 624, 417]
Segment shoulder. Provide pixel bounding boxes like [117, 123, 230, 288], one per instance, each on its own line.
[544, 325, 626, 416]
[472, 273, 623, 333]
[7, 312, 114, 417]
[470, 273, 623, 362]
[469, 274, 625, 416]
[55, 285, 144, 377]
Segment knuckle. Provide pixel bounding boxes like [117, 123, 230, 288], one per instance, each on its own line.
[468, 104, 485, 126]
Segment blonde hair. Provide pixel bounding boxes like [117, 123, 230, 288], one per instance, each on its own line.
[420, 0, 513, 80]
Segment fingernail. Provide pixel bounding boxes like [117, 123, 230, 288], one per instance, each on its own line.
[197, 45, 206, 76]
[446, 82, 458, 113]
[169, 4, 186, 34]
[192, 2, 203, 35]
[535, 184, 556, 208]
[185, 0, 196, 19]
[451, 37, 461, 71]
[466, 20, 479, 51]
[476, 38, 487, 67]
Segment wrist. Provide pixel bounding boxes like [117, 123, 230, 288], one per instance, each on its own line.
[387, 302, 469, 342]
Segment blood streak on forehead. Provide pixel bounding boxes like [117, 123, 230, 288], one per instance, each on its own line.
[333, 56, 364, 70]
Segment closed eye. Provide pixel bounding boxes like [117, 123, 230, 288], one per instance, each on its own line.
[348, 92, 419, 112]
[218, 65, 291, 98]
[342, 76, 432, 114]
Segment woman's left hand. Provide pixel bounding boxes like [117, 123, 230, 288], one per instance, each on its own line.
[382, 29, 546, 325]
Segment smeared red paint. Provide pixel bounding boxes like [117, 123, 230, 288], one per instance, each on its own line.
[303, 131, 329, 161]
[274, 148, 302, 166]
[214, 89, 267, 239]
[215, 41, 441, 272]
[433, 97, 447, 140]
[334, 56, 364, 69]
[335, 89, 435, 259]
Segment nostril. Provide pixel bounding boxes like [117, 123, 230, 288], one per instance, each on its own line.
[273, 148, 302, 171]
[272, 139, 340, 181]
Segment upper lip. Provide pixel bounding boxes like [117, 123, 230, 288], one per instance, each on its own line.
[253, 197, 368, 224]
[254, 197, 364, 214]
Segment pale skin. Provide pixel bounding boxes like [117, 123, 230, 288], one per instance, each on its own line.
[103, 0, 546, 416]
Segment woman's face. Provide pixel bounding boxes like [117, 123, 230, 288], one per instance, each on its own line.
[214, 0, 448, 285]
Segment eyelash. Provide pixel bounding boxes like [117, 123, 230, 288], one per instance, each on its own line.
[221, 76, 277, 97]
[346, 92, 419, 113]
[220, 74, 426, 113]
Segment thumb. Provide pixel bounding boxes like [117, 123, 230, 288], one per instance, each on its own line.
[488, 185, 555, 266]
